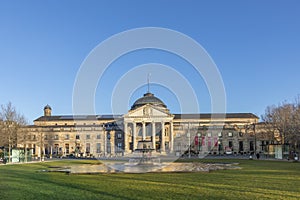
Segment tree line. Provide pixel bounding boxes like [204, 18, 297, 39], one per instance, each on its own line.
[0, 102, 27, 161]
[261, 96, 300, 152]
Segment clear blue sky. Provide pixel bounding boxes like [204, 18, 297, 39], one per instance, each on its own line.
[0, 0, 299, 123]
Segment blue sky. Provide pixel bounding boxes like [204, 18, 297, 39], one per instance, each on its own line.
[0, 0, 299, 123]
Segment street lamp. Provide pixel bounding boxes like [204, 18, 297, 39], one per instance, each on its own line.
[8, 134, 11, 163]
[8, 122, 13, 163]
[253, 123, 256, 154]
[197, 133, 201, 151]
[197, 133, 201, 158]
[187, 122, 191, 158]
[40, 131, 44, 162]
[187, 132, 191, 158]
[218, 140, 222, 155]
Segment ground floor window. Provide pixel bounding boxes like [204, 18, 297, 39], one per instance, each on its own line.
[250, 141, 254, 151]
[229, 141, 233, 149]
[65, 144, 69, 154]
[239, 141, 243, 152]
[86, 143, 90, 153]
[117, 143, 122, 152]
[107, 143, 111, 153]
[176, 143, 181, 151]
[96, 143, 101, 153]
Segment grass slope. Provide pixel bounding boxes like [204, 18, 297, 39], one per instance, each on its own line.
[0, 159, 299, 200]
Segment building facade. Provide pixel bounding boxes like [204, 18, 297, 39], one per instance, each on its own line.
[18, 92, 283, 159]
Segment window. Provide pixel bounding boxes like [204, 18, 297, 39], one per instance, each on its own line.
[117, 143, 122, 151]
[228, 132, 233, 137]
[117, 133, 122, 139]
[107, 143, 111, 153]
[65, 134, 69, 140]
[239, 141, 244, 152]
[218, 132, 222, 137]
[229, 141, 233, 148]
[44, 135, 48, 140]
[176, 143, 181, 151]
[96, 134, 101, 139]
[96, 143, 101, 153]
[54, 135, 59, 140]
[261, 141, 265, 151]
[33, 135, 36, 140]
[118, 143, 122, 148]
[65, 144, 69, 154]
[250, 141, 254, 151]
[208, 138, 212, 149]
[54, 144, 59, 154]
[76, 135, 80, 140]
[86, 143, 90, 153]
[86, 134, 90, 139]
[207, 133, 212, 137]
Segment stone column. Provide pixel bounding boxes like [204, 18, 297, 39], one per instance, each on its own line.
[152, 122, 156, 150]
[170, 121, 174, 153]
[142, 122, 146, 141]
[104, 130, 107, 157]
[133, 122, 137, 151]
[110, 131, 115, 156]
[161, 122, 165, 152]
[124, 122, 128, 154]
[38, 145, 41, 158]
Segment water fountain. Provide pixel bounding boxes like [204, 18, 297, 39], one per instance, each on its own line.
[47, 141, 241, 174]
[128, 141, 160, 165]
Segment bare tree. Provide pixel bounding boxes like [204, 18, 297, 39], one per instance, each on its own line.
[0, 102, 27, 162]
[261, 97, 300, 153]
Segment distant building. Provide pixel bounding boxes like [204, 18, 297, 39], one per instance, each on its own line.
[17, 92, 285, 159]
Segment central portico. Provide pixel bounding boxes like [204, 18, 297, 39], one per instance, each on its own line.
[123, 92, 174, 154]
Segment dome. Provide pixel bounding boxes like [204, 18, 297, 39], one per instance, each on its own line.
[44, 104, 52, 110]
[131, 92, 167, 110]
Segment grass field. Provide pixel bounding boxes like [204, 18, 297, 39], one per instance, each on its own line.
[0, 159, 299, 200]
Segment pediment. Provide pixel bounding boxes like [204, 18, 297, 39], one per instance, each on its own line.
[124, 104, 172, 118]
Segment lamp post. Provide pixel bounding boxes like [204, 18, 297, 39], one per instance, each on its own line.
[8, 134, 11, 163]
[197, 133, 201, 158]
[40, 131, 44, 162]
[253, 123, 256, 154]
[8, 122, 13, 163]
[187, 122, 191, 158]
[218, 140, 221, 155]
[197, 133, 201, 152]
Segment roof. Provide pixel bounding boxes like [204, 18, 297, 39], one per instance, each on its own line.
[34, 115, 123, 122]
[44, 104, 52, 110]
[173, 113, 259, 119]
[34, 113, 258, 122]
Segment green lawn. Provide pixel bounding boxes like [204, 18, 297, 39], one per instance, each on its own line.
[0, 159, 299, 200]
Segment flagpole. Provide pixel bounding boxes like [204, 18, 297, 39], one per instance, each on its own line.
[147, 73, 151, 93]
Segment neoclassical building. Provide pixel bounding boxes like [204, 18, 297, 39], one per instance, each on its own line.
[19, 92, 281, 159]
